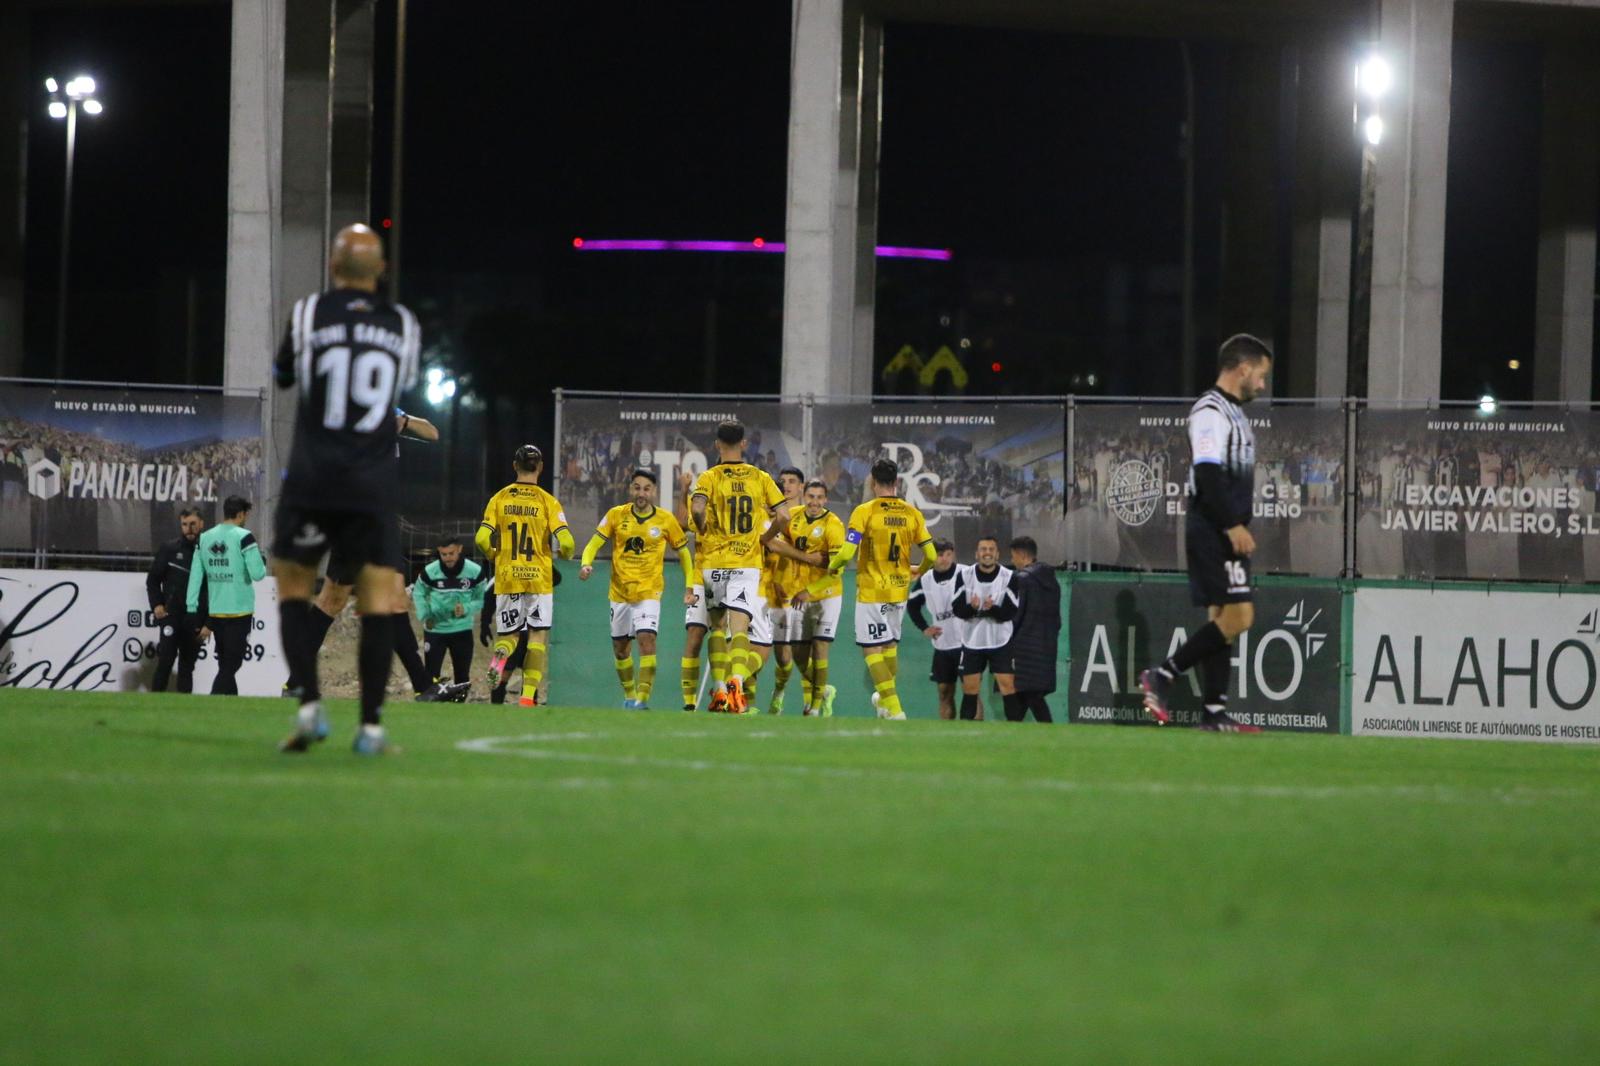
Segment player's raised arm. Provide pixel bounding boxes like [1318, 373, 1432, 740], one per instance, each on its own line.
[397, 410, 440, 442]
[666, 515, 699, 588]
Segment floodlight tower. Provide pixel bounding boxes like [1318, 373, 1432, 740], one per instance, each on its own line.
[45, 75, 104, 378]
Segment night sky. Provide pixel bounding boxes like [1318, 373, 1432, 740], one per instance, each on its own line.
[18, 1, 1573, 414]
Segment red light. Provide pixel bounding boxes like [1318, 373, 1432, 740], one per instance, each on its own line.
[380, 218, 392, 229]
[752, 237, 765, 248]
[572, 237, 584, 248]
[991, 361, 1003, 373]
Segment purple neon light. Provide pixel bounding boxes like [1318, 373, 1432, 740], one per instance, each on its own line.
[572, 238, 951, 261]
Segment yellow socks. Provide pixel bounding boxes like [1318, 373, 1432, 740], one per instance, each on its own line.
[522, 641, 548, 693]
[884, 644, 899, 678]
[810, 655, 829, 709]
[614, 656, 635, 700]
[729, 632, 751, 684]
[680, 656, 701, 708]
[492, 637, 516, 663]
[709, 631, 729, 690]
[865, 651, 903, 717]
[637, 655, 656, 704]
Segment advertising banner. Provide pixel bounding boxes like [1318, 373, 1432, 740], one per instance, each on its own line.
[1066, 403, 1345, 576]
[557, 397, 805, 553]
[1354, 409, 1600, 582]
[0, 384, 264, 554]
[1351, 586, 1600, 743]
[1067, 578, 1343, 732]
[810, 402, 1065, 561]
[0, 569, 283, 696]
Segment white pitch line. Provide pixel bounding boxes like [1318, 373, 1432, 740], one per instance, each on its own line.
[453, 733, 1588, 807]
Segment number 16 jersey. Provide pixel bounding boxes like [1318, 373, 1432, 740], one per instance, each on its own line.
[691, 462, 785, 570]
[480, 482, 570, 594]
[275, 287, 422, 513]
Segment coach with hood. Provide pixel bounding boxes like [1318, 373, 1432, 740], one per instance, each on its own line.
[1004, 536, 1059, 722]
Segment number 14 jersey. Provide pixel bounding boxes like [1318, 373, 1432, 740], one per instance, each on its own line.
[480, 482, 570, 594]
[275, 287, 421, 512]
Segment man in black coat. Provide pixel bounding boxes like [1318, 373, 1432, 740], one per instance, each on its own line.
[146, 508, 207, 692]
[1003, 536, 1060, 722]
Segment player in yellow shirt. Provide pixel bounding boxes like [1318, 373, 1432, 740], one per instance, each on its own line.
[748, 467, 800, 710]
[475, 444, 575, 707]
[779, 478, 848, 716]
[689, 420, 816, 713]
[578, 468, 696, 709]
[794, 458, 936, 719]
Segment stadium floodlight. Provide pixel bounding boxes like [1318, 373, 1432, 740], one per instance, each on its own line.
[425, 367, 457, 406]
[44, 72, 104, 377]
[1364, 115, 1385, 147]
[1357, 55, 1392, 100]
[1478, 394, 1498, 415]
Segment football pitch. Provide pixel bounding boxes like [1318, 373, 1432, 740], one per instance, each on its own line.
[3, 691, 1598, 1064]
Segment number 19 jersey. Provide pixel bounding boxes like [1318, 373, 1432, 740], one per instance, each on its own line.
[846, 496, 933, 604]
[479, 482, 569, 594]
[691, 462, 785, 570]
[274, 287, 421, 512]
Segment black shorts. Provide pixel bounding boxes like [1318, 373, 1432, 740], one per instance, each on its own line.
[959, 647, 1015, 677]
[1186, 521, 1253, 606]
[929, 648, 962, 685]
[275, 505, 400, 577]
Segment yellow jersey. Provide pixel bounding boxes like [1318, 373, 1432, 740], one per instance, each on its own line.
[846, 496, 933, 604]
[691, 462, 786, 570]
[778, 507, 847, 603]
[596, 504, 688, 604]
[479, 482, 568, 595]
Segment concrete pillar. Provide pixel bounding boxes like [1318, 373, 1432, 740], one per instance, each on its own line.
[781, 0, 879, 400]
[1533, 42, 1598, 404]
[330, 0, 374, 231]
[1365, 0, 1453, 403]
[1218, 42, 1280, 360]
[1288, 41, 1357, 399]
[0, 4, 27, 376]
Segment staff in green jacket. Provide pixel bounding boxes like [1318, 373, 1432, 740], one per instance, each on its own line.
[412, 536, 489, 688]
[187, 495, 267, 695]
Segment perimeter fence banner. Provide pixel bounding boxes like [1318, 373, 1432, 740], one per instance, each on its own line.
[557, 397, 805, 552]
[0, 569, 283, 695]
[810, 402, 1065, 559]
[0, 382, 264, 554]
[1351, 585, 1600, 743]
[1353, 409, 1600, 582]
[1065, 575, 1344, 733]
[1066, 403, 1346, 576]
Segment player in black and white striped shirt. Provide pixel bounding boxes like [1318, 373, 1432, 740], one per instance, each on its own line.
[1141, 333, 1272, 733]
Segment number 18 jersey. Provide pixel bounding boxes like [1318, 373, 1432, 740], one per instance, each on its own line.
[274, 287, 421, 512]
[691, 462, 785, 570]
[479, 482, 569, 594]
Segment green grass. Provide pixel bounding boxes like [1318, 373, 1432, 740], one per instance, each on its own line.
[2, 691, 1598, 1065]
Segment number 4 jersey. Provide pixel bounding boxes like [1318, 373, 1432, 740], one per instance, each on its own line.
[275, 288, 421, 512]
[480, 482, 570, 595]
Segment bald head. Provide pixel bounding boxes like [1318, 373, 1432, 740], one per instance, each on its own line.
[330, 224, 385, 291]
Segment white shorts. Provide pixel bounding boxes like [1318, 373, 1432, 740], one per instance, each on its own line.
[704, 568, 762, 620]
[747, 600, 774, 647]
[854, 600, 905, 647]
[684, 584, 708, 629]
[799, 597, 843, 643]
[495, 592, 553, 634]
[609, 599, 660, 640]
[770, 604, 804, 645]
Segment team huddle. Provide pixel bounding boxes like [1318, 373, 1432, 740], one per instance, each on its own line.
[478, 418, 936, 719]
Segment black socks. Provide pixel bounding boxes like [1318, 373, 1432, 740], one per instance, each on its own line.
[358, 614, 395, 725]
[1163, 621, 1228, 678]
[279, 599, 319, 703]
